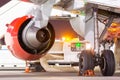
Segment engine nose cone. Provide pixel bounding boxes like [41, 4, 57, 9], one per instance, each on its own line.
[36, 28, 50, 43]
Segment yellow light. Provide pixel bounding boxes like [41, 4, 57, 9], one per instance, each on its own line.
[62, 36, 71, 41]
[111, 23, 118, 27]
[108, 27, 119, 32]
[66, 38, 70, 41]
[112, 28, 117, 32]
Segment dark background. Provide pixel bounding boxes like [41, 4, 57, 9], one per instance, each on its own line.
[50, 19, 81, 40]
[0, 0, 10, 7]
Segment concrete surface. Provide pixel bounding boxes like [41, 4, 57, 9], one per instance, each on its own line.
[0, 71, 119, 80]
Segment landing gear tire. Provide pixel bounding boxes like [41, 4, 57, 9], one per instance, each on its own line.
[79, 50, 95, 76]
[100, 50, 115, 76]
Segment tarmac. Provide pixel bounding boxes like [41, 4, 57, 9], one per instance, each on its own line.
[0, 54, 119, 80]
[0, 71, 119, 80]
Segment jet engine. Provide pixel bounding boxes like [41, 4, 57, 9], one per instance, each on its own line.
[5, 15, 55, 60]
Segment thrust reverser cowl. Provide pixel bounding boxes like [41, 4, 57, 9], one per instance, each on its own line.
[5, 15, 55, 60]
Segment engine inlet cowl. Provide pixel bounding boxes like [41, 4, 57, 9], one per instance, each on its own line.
[5, 15, 55, 60]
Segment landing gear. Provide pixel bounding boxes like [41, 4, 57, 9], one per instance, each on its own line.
[79, 49, 115, 76]
[79, 50, 95, 76]
[100, 50, 115, 76]
[81, 4, 118, 76]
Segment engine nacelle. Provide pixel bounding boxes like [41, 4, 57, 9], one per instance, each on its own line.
[5, 15, 55, 60]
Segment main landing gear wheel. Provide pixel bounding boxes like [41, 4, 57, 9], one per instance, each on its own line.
[100, 50, 115, 76]
[79, 50, 95, 76]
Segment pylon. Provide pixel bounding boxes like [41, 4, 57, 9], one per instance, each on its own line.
[25, 66, 30, 73]
[83, 70, 95, 76]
